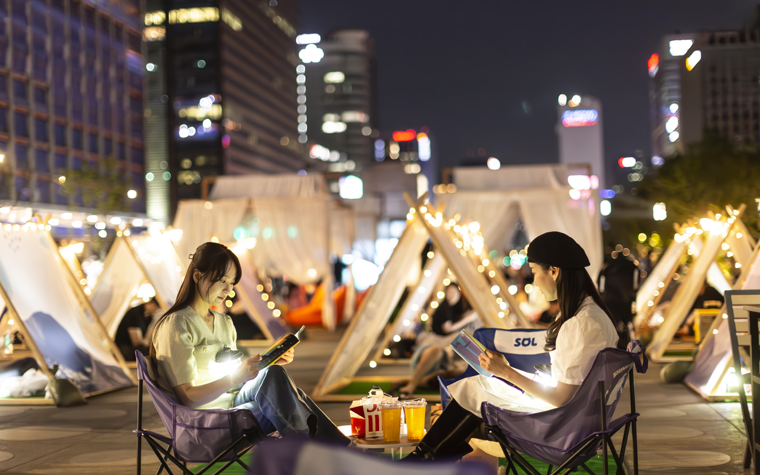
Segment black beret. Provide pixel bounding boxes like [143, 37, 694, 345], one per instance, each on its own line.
[527, 232, 590, 269]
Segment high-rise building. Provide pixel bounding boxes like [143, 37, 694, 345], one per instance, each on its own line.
[300, 29, 377, 174]
[556, 94, 605, 188]
[648, 33, 697, 159]
[0, 0, 145, 215]
[143, 1, 307, 223]
[650, 20, 760, 157]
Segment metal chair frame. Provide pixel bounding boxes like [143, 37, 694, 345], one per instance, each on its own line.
[485, 372, 640, 475]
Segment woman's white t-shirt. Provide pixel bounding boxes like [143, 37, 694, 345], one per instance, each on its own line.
[448, 296, 619, 415]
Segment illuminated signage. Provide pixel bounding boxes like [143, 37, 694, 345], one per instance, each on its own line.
[168, 8, 219, 25]
[144, 11, 166, 26]
[417, 133, 431, 161]
[686, 50, 701, 71]
[647, 53, 659, 77]
[561, 109, 598, 128]
[669, 39, 693, 57]
[392, 129, 416, 142]
[297, 34, 321, 45]
[221, 9, 242, 31]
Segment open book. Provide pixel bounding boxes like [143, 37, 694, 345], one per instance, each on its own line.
[450, 329, 523, 393]
[257, 325, 306, 370]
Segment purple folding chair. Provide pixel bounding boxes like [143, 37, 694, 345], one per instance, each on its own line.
[248, 438, 495, 475]
[134, 352, 266, 475]
[482, 341, 648, 475]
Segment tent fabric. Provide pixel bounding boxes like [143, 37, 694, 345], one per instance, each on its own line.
[130, 234, 185, 309]
[248, 438, 494, 475]
[208, 174, 327, 200]
[452, 164, 570, 191]
[0, 228, 132, 396]
[635, 240, 686, 315]
[173, 198, 249, 261]
[314, 217, 430, 397]
[438, 188, 603, 280]
[685, 241, 760, 397]
[234, 250, 290, 341]
[90, 238, 148, 337]
[647, 222, 735, 360]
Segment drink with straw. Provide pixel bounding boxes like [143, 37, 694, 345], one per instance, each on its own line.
[404, 399, 426, 442]
[380, 402, 402, 443]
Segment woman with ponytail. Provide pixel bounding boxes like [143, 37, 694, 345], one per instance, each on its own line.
[150, 242, 346, 443]
[406, 232, 629, 461]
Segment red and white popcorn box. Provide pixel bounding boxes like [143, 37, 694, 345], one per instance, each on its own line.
[349, 401, 383, 439]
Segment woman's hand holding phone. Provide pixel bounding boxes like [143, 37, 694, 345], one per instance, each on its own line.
[233, 354, 261, 385]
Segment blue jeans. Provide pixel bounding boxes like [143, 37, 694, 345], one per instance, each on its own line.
[233, 365, 347, 443]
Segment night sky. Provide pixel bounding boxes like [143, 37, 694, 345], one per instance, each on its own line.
[300, 0, 756, 182]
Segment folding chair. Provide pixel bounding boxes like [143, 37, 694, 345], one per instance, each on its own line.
[724, 289, 760, 474]
[248, 437, 495, 475]
[482, 341, 647, 475]
[439, 328, 551, 409]
[134, 352, 266, 475]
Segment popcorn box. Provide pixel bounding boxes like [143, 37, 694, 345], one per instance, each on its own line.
[349, 400, 383, 439]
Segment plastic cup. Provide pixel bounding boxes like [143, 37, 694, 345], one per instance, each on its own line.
[403, 399, 427, 442]
[380, 403, 402, 443]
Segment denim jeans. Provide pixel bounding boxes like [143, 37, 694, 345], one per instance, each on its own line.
[233, 365, 347, 444]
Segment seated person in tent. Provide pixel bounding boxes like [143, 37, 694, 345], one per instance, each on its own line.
[677, 280, 725, 336]
[150, 242, 347, 443]
[393, 284, 480, 398]
[114, 298, 160, 361]
[405, 232, 630, 462]
[225, 295, 265, 341]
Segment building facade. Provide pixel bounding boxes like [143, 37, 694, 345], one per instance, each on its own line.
[650, 23, 760, 157]
[301, 29, 377, 175]
[556, 94, 605, 188]
[0, 0, 145, 214]
[143, 0, 307, 223]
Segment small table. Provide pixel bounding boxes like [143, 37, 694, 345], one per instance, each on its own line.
[350, 435, 421, 460]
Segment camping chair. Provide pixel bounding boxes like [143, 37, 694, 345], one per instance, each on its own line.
[248, 437, 495, 475]
[724, 289, 759, 473]
[134, 352, 266, 475]
[482, 341, 647, 475]
[439, 328, 550, 409]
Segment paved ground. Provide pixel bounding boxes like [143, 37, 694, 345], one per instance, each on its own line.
[0, 327, 751, 474]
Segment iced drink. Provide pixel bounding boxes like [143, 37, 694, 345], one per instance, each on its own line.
[404, 399, 427, 442]
[380, 403, 402, 443]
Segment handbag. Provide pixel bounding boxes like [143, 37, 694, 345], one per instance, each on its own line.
[47, 365, 86, 407]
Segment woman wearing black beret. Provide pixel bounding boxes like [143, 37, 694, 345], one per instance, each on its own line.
[405, 231, 630, 461]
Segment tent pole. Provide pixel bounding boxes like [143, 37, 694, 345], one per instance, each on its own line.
[47, 232, 137, 384]
[0, 279, 54, 380]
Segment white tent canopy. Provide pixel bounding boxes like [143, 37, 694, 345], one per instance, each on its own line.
[312, 196, 528, 400]
[91, 234, 185, 338]
[173, 175, 355, 331]
[0, 226, 133, 401]
[437, 187, 603, 280]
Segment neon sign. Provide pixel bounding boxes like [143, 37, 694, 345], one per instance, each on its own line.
[648, 53, 659, 77]
[561, 109, 598, 128]
[392, 129, 416, 142]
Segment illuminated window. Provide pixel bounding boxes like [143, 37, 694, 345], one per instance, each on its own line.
[144, 11, 166, 26]
[324, 72, 345, 83]
[168, 8, 219, 25]
[221, 9, 243, 31]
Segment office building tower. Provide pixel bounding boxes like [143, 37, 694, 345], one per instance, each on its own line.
[648, 34, 697, 159]
[143, 1, 307, 222]
[650, 19, 760, 158]
[301, 29, 377, 173]
[0, 0, 145, 214]
[556, 94, 605, 188]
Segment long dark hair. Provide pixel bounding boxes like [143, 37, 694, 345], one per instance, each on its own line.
[534, 262, 630, 352]
[149, 242, 242, 366]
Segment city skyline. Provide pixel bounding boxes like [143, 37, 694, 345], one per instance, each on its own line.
[301, 0, 756, 178]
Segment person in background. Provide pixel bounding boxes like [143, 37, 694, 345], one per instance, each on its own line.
[678, 280, 725, 336]
[394, 284, 479, 398]
[114, 298, 160, 361]
[535, 300, 560, 328]
[597, 251, 639, 328]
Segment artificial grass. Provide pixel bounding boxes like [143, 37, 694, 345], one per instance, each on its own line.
[191, 451, 618, 474]
[332, 381, 439, 396]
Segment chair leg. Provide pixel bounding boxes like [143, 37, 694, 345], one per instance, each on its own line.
[155, 444, 175, 475]
[745, 440, 753, 469]
[144, 437, 193, 475]
[211, 445, 253, 475]
[616, 423, 630, 475]
[546, 464, 553, 475]
[580, 463, 594, 474]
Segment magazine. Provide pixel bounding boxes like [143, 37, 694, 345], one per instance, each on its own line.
[450, 329, 524, 393]
[257, 325, 306, 370]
